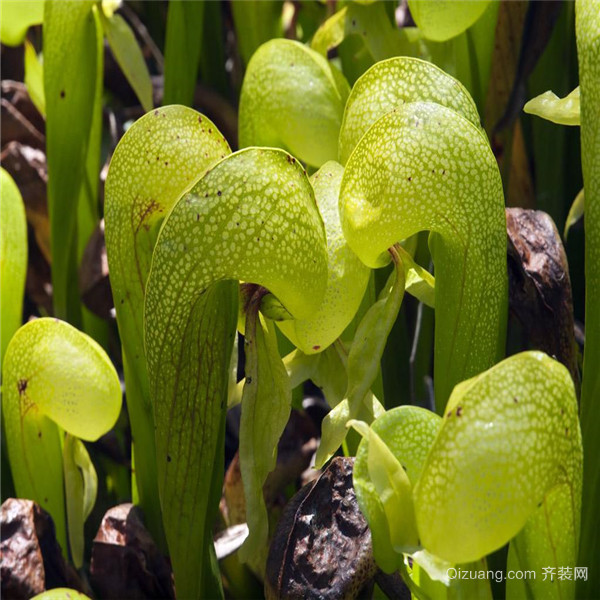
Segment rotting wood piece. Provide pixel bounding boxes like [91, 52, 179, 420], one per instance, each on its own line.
[265, 457, 377, 600]
[90, 503, 174, 600]
[506, 207, 580, 392]
[0, 498, 83, 600]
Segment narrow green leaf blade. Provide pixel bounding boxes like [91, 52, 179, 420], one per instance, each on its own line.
[24, 40, 45, 117]
[311, 6, 347, 56]
[311, 343, 348, 407]
[239, 317, 291, 562]
[239, 39, 350, 167]
[43, 0, 98, 323]
[353, 406, 442, 572]
[0, 168, 27, 363]
[564, 188, 584, 240]
[101, 12, 153, 113]
[350, 419, 419, 553]
[315, 258, 404, 466]
[163, 0, 204, 106]
[63, 434, 98, 568]
[78, 7, 109, 347]
[231, 1, 283, 66]
[312, 3, 408, 63]
[399, 246, 435, 308]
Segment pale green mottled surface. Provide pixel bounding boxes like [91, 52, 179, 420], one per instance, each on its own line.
[146, 149, 327, 337]
[339, 57, 481, 164]
[408, 0, 491, 42]
[105, 106, 230, 394]
[341, 101, 506, 407]
[144, 148, 327, 596]
[239, 39, 349, 167]
[105, 105, 230, 541]
[415, 352, 581, 564]
[2, 318, 121, 552]
[277, 161, 369, 353]
[353, 353, 581, 588]
[508, 483, 579, 599]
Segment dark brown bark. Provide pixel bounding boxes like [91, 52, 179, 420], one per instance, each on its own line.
[507, 207, 580, 392]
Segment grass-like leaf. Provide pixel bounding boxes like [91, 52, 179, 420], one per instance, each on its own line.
[163, 0, 204, 106]
[43, 0, 98, 323]
[100, 10, 153, 113]
[0, 168, 27, 363]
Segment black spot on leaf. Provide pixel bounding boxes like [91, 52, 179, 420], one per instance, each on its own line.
[17, 379, 28, 395]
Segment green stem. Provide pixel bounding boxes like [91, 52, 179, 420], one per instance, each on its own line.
[575, 1, 600, 596]
[121, 354, 165, 551]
